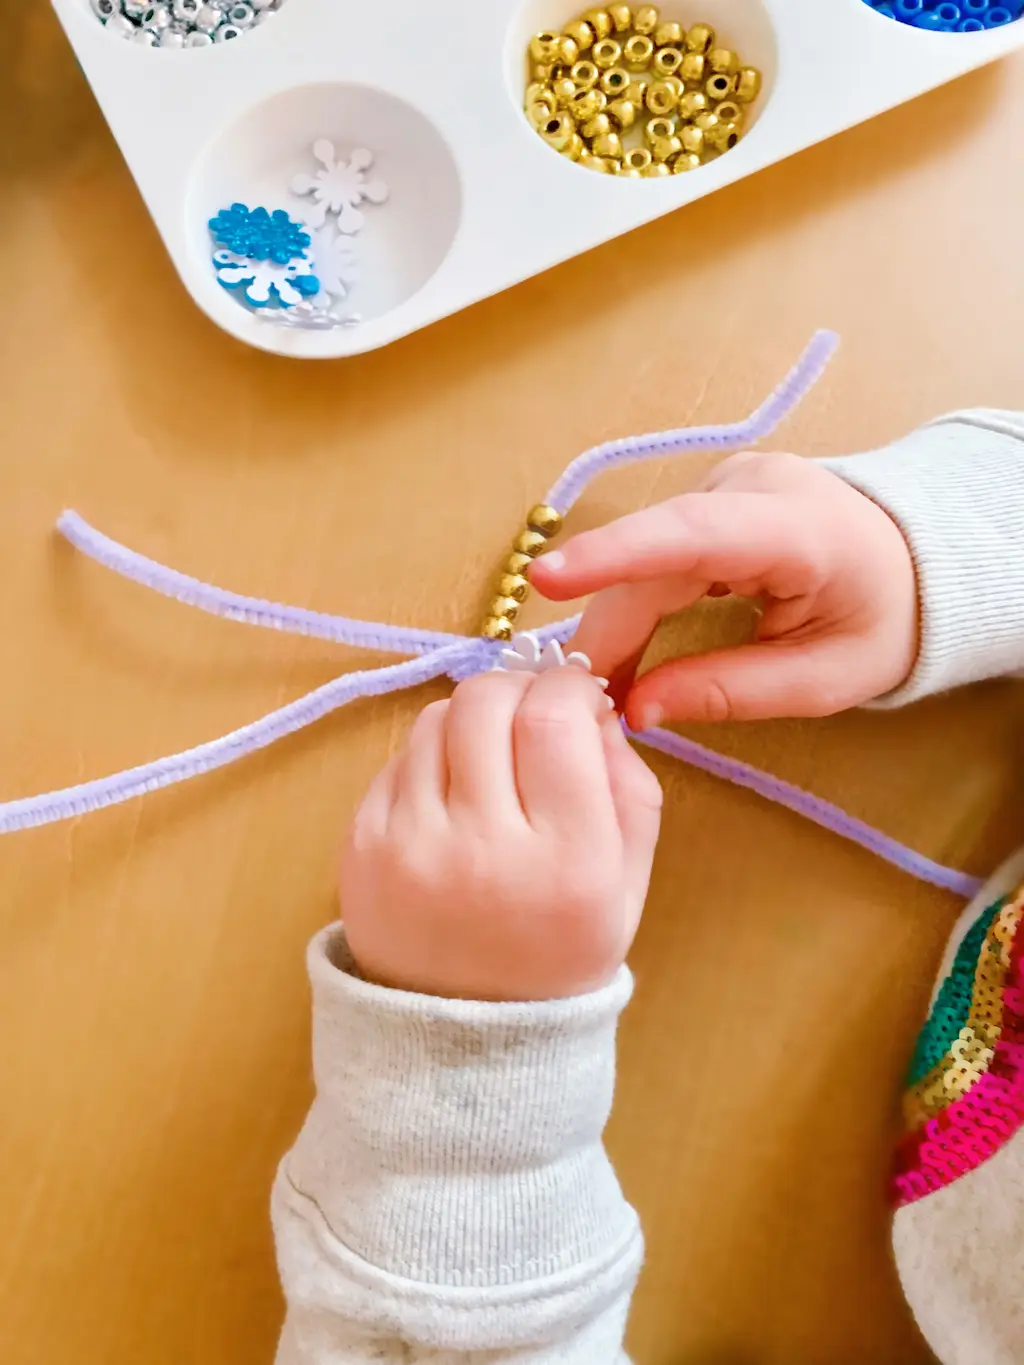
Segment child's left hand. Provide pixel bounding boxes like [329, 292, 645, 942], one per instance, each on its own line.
[340, 666, 663, 1003]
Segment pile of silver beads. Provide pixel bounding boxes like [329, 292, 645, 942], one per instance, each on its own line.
[90, 0, 285, 47]
[525, 5, 762, 176]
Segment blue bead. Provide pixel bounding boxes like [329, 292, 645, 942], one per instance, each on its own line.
[876, 2, 897, 13]
[985, 4, 1013, 21]
[295, 273, 321, 297]
[914, 9, 947, 24]
[895, 0, 924, 15]
[935, 3, 962, 22]
[958, 15, 986, 26]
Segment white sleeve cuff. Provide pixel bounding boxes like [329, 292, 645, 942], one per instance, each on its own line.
[820, 411, 1024, 706]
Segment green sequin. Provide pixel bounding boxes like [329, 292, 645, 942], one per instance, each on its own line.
[906, 896, 1006, 1087]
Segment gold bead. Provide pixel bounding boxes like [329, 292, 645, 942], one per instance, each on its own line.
[591, 36, 622, 68]
[615, 162, 644, 177]
[564, 18, 595, 50]
[514, 529, 549, 557]
[506, 551, 534, 576]
[653, 46, 683, 78]
[645, 79, 679, 115]
[679, 122, 704, 156]
[677, 88, 708, 120]
[734, 66, 762, 103]
[570, 59, 600, 89]
[540, 111, 577, 152]
[685, 22, 714, 53]
[527, 98, 557, 130]
[707, 47, 740, 75]
[633, 4, 659, 35]
[645, 114, 676, 145]
[608, 3, 632, 31]
[679, 50, 705, 83]
[481, 616, 514, 642]
[623, 77, 649, 105]
[644, 160, 672, 177]
[623, 146, 653, 174]
[606, 97, 637, 129]
[551, 76, 578, 106]
[498, 573, 530, 603]
[490, 595, 521, 622]
[579, 151, 615, 173]
[529, 31, 563, 64]
[531, 61, 554, 81]
[526, 80, 552, 105]
[562, 131, 585, 160]
[569, 87, 606, 122]
[526, 504, 563, 536]
[705, 71, 735, 100]
[623, 33, 654, 68]
[559, 34, 580, 64]
[715, 100, 744, 127]
[600, 66, 630, 96]
[654, 19, 683, 45]
[706, 116, 741, 151]
[585, 8, 614, 40]
[673, 151, 702, 172]
[650, 132, 682, 161]
[581, 112, 612, 139]
[693, 109, 719, 132]
[591, 130, 623, 159]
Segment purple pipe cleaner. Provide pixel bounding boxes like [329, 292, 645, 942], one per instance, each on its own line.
[0, 330, 982, 900]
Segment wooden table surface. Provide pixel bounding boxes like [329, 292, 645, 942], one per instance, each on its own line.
[3, 8, 1024, 1363]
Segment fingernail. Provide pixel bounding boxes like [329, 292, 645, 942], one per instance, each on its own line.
[540, 550, 565, 573]
[635, 701, 663, 731]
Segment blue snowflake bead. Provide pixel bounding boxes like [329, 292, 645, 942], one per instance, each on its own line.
[207, 203, 311, 263]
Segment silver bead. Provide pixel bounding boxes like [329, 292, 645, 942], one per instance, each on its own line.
[159, 24, 186, 45]
[171, 0, 200, 18]
[141, 3, 172, 27]
[123, 0, 147, 15]
[133, 25, 159, 41]
[105, 12, 136, 35]
[185, 27, 213, 42]
[194, 4, 223, 30]
[214, 21, 242, 38]
[91, 0, 121, 17]
[227, 1, 254, 24]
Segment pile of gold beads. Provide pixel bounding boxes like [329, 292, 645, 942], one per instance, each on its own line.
[480, 504, 563, 640]
[524, 6, 762, 176]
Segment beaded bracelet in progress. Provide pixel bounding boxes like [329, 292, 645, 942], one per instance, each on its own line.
[0, 332, 982, 908]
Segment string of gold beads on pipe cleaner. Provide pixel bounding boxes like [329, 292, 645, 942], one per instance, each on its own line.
[524, 6, 762, 177]
[480, 504, 564, 641]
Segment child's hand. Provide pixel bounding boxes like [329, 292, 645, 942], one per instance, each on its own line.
[532, 452, 918, 727]
[340, 667, 662, 1002]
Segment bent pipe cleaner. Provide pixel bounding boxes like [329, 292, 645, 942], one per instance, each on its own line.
[0, 331, 983, 901]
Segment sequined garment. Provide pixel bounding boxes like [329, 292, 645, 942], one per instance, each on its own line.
[894, 878, 1024, 1206]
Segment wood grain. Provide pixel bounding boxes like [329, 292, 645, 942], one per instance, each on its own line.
[2, 9, 1022, 1362]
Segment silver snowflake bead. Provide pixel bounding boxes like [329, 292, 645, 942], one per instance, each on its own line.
[290, 140, 389, 234]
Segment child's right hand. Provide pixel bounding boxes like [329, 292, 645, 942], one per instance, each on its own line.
[532, 452, 920, 728]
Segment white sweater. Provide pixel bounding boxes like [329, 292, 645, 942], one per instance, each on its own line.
[272, 410, 1024, 1365]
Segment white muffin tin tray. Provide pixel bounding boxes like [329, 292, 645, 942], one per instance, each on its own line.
[53, 0, 1024, 358]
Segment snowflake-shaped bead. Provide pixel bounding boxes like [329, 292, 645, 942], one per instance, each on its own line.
[208, 204, 311, 263]
[496, 633, 609, 689]
[290, 140, 389, 234]
[213, 249, 320, 308]
[304, 224, 359, 303]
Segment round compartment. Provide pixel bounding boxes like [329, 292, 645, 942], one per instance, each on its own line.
[185, 83, 462, 330]
[506, 0, 778, 177]
[859, 0, 1022, 31]
[82, 0, 289, 48]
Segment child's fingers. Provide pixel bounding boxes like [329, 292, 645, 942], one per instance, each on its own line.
[392, 699, 450, 824]
[571, 575, 706, 688]
[445, 671, 533, 819]
[625, 634, 870, 729]
[350, 755, 400, 846]
[531, 492, 823, 601]
[512, 667, 618, 837]
[601, 718, 663, 888]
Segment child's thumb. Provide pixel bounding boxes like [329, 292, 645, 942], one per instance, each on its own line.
[624, 636, 868, 728]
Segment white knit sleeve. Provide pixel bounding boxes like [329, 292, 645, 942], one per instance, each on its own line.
[271, 926, 640, 1364]
[820, 410, 1024, 706]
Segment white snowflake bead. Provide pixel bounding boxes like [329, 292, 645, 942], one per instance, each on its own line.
[213, 249, 320, 308]
[303, 224, 359, 304]
[290, 140, 389, 234]
[495, 632, 609, 690]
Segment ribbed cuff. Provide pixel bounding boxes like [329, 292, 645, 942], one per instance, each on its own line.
[820, 412, 1024, 707]
[281, 925, 638, 1289]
